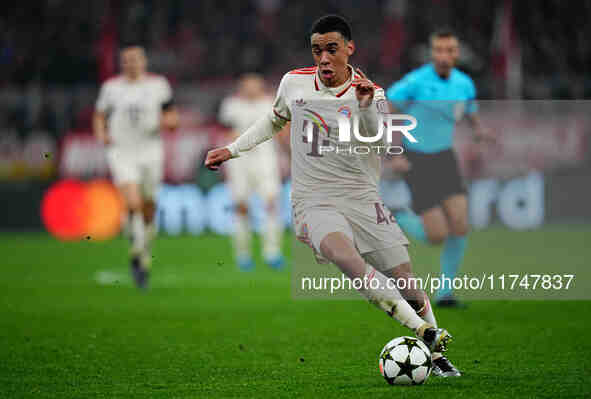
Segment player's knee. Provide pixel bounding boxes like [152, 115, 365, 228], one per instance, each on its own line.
[426, 228, 448, 245]
[423, 213, 449, 245]
[143, 200, 156, 224]
[453, 223, 469, 237]
[126, 194, 143, 212]
[121, 184, 142, 211]
[449, 216, 469, 236]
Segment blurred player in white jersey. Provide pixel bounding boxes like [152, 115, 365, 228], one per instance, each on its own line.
[93, 45, 179, 289]
[218, 74, 284, 270]
[205, 15, 459, 376]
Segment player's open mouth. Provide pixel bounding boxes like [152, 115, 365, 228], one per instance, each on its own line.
[320, 70, 334, 79]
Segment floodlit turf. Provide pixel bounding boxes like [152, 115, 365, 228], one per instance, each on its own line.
[1, 227, 590, 398]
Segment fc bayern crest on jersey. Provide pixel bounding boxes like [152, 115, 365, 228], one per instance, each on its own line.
[337, 105, 352, 119]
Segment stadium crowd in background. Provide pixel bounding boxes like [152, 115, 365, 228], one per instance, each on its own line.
[2, 0, 585, 224]
[0, 0, 590, 146]
[0, 0, 589, 93]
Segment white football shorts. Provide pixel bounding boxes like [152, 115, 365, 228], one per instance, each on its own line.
[106, 139, 164, 199]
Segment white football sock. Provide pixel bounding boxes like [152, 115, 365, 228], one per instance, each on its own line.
[416, 293, 441, 359]
[417, 292, 437, 327]
[130, 211, 145, 255]
[233, 213, 251, 260]
[262, 208, 282, 260]
[360, 264, 427, 331]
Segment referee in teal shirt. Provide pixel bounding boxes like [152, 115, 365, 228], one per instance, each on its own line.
[386, 29, 494, 307]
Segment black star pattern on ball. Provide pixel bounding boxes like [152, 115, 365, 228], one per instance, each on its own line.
[403, 337, 419, 350]
[381, 350, 393, 361]
[395, 354, 421, 381]
[402, 338, 432, 370]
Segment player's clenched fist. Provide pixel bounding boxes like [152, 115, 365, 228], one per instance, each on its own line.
[353, 68, 374, 109]
[205, 147, 232, 170]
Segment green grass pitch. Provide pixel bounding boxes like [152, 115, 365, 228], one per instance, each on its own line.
[1, 226, 590, 398]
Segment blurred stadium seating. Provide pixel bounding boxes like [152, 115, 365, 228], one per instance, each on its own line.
[0, 0, 590, 233]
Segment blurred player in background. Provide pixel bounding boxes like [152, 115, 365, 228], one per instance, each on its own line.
[218, 74, 285, 270]
[386, 29, 493, 307]
[206, 15, 459, 377]
[93, 45, 179, 289]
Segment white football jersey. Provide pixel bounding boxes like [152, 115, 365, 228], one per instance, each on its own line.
[271, 65, 387, 202]
[218, 96, 277, 158]
[96, 74, 172, 146]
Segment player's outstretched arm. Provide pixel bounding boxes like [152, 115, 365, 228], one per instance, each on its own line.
[204, 147, 232, 171]
[205, 109, 286, 171]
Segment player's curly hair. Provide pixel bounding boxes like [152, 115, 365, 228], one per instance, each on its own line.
[309, 15, 352, 42]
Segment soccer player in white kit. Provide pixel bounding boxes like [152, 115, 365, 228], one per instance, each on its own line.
[218, 74, 285, 270]
[93, 45, 179, 289]
[205, 16, 459, 375]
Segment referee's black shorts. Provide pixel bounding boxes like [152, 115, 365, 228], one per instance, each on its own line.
[403, 149, 467, 215]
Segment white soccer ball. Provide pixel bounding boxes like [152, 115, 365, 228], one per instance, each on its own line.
[379, 336, 432, 385]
